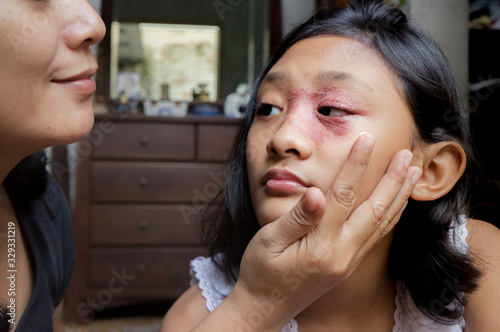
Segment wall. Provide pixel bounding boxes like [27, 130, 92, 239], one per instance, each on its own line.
[408, 0, 469, 93]
[281, 0, 316, 36]
[88, 0, 102, 14]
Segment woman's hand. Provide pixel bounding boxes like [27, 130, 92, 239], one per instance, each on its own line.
[188, 133, 421, 332]
[229, 133, 421, 331]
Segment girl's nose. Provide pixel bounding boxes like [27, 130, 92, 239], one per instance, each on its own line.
[63, 0, 106, 49]
[266, 113, 314, 160]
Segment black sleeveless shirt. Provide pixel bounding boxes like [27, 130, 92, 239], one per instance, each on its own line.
[7, 174, 74, 331]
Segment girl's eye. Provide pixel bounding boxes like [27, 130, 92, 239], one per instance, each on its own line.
[317, 106, 349, 117]
[256, 104, 281, 116]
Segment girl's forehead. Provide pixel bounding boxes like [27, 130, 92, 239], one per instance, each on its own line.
[280, 36, 379, 66]
[259, 36, 406, 106]
[265, 36, 392, 87]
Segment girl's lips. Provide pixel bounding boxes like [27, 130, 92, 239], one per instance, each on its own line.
[266, 179, 306, 191]
[262, 169, 308, 191]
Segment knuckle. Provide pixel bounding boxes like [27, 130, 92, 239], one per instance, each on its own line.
[334, 186, 357, 208]
[304, 248, 354, 279]
[256, 231, 275, 248]
[391, 170, 407, 186]
[327, 259, 351, 278]
[380, 218, 398, 239]
[289, 207, 311, 229]
[302, 249, 329, 274]
[369, 201, 388, 225]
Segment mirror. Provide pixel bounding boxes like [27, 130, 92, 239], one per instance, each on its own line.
[111, 22, 220, 102]
[97, 0, 272, 105]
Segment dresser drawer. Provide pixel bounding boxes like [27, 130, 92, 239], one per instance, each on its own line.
[90, 205, 202, 246]
[92, 122, 195, 160]
[88, 248, 205, 289]
[197, 124, 239, 162]
[91, 161, 224, 203]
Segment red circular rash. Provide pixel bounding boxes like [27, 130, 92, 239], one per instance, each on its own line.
[284, 87, 362, 142]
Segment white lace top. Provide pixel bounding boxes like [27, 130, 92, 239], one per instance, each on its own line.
[190, 216, 469, 332]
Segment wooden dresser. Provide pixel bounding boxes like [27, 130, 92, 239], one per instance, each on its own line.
[65, 114, 240, 324]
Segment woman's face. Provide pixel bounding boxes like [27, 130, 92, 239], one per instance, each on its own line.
[247, 36, 416, 226]
[0, 0, 105, 154]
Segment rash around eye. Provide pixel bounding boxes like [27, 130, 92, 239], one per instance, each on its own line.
[317, 106, 352, 117]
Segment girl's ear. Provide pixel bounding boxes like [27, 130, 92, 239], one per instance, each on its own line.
[410, 141, 467, 201]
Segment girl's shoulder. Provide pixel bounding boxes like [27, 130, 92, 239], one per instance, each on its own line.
[463, 218, 500, 331]
[160, 255, 232, 331]
[465, 218, 500, 253]
[160, 284, 210, 331]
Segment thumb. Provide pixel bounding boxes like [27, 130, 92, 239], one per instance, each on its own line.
[267, 187, 326, 249]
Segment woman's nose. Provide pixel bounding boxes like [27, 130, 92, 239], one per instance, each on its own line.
[63, 0, 106, 49]
[266, 113, 314, 160]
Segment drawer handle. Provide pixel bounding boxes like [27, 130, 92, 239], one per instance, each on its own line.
[139, 220, 149, 232]
[140, 136, 149, 146]
[139, 177, 148, 189]
[137, 263, 146, 275]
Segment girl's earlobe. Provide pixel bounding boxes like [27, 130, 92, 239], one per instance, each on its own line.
[410, 141, 467, 201]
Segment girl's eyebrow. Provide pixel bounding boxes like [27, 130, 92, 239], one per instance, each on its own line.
[260, 70, 373, 93]
[315, 70, 374, 92]
[260, 72, 289, 90]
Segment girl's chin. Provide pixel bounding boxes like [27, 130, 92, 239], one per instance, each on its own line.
[255, 198, 301, 227]
[256, 210, 290, 227]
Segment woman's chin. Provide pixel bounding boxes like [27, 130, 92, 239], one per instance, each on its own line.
[47, 116, 95, 147]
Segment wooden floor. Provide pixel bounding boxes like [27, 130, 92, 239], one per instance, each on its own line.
[63, 304, 170, 332]
[65, 316, 163, 332]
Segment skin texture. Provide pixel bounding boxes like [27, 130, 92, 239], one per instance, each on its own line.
[0, 0, 105, 329]
[0, 0, 106, 180]
[161, 36, 500, 332]
[247, 36, 416, 227]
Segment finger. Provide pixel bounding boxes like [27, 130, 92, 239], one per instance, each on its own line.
[323, 133, 375, 229]
[371, 165, 421, 234]
[346, 148, 421, 254]
[265, 187, 326, 254]
[362, 166, 421, 249]
[346, 149, 411, 241]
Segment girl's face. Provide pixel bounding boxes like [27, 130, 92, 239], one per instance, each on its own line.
[0, 0, 105, 155]
[247, 36, 416, 226]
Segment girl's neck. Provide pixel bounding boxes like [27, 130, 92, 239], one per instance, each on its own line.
[295, 235, 397, 331]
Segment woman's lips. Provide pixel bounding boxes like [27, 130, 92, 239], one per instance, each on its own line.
[51, 69, 97, 95]
[262, 169, 308, 191]
[53, 78, 96, 95]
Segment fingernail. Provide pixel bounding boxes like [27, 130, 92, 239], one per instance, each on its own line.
[411, 168, 422, 184]
[404, 152, 413, 168]
[304, 190, 319, 212]
[362, 133, 375, 153]
[358, 131, 368, 137]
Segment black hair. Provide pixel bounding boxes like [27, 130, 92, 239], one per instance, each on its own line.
[203, 0, 481, 323]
